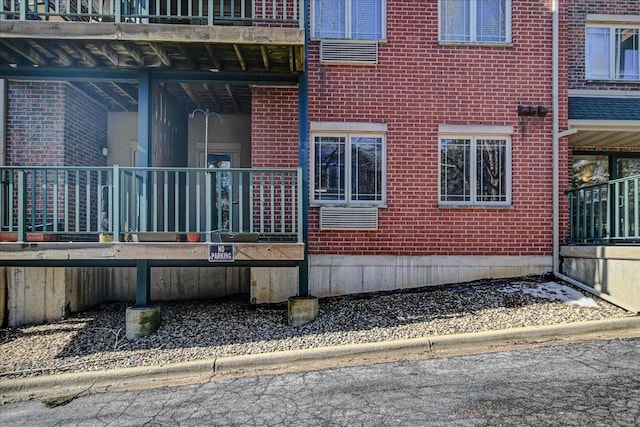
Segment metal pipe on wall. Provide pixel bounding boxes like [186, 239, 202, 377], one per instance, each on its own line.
[552, 0, 560, 274]
[0, 79, 6, 326]
[1, 79, 6, 166]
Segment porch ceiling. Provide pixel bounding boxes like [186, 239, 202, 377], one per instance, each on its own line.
[567, 120, 640, 149]
[0, 21, 304, 113]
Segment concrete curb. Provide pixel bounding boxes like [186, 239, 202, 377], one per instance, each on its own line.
[2, 316, 639, 401]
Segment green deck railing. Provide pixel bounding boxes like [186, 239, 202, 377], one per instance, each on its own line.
[567, 174, 639, 244]
[1, 0, 303, 25]
[0, 165, 302, 243]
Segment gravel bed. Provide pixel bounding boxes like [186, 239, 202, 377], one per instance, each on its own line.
[0, 274, 633, 380]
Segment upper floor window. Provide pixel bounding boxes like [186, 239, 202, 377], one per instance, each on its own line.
[312, 0, 386, 40]
[586, 25, 640, 81]
[439, 0, 511, 44]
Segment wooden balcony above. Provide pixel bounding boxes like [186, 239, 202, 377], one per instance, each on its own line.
[0, 1, 305, 113]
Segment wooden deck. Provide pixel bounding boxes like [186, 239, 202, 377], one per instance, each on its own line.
[0, 242, 304, 267]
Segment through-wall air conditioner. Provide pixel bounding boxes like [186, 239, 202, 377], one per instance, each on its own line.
[319, 207, 379, 230]
[320, 40, 378, 65]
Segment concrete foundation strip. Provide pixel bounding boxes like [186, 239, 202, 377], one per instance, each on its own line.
[2, 316, 639, 401]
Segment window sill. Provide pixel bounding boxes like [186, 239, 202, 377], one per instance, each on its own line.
[438, 204, 514, 209]
[439, 41, 514, 48]
[311, 38, 387, 43]
[586, 78, 640, 83]
[311, 203, 386, 209]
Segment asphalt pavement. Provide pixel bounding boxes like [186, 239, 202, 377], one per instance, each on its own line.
[1, 315, 639, 404]
[1, 336, 639, 426]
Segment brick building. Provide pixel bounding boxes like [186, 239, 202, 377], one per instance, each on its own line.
[256, 0, 562, 297]
[560, 0, 639, 312]
[0, 1, 638, 328]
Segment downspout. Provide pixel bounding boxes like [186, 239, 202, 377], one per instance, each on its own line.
[0, 79, 7, 326]
[551, 0, 560, 275]
[551, 2, 586, 289]
[297, 0, 310, 297]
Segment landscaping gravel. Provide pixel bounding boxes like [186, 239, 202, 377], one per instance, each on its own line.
[0, 274, 633, 380]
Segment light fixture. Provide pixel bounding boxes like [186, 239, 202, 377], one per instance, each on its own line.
[101, 146, 109, 157]
[517, 105, 549, 117]
[189, 109, 223, 167]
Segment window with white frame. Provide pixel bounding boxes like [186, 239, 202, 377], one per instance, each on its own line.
[312, 0, 386, 40]
[439, 0, 511, 44]
[439, 129, 511, 206]
[312, 131, 386, 205]
[586, 25, 639, 80]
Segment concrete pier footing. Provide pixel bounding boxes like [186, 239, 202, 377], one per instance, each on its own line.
[288, 296, 319, 326]
[125, 306, 161, 340]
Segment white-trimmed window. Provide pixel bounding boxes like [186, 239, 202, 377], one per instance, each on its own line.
[312, 0, 386, 40]
[311, 123, 386, 205]
[439, 125, 512, 206]
[439, 0, 511, 44]
[586, 25, 640, 81]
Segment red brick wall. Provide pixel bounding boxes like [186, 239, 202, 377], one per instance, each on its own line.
[251, 86, 300, 168]
[253, 0, 568, 256]
[6, 81, 107, 167]
[6, 81, 66, 166]
[568, 0, 640, 91]
[64, 85, 108, 167]
[6, 81, 108, 232]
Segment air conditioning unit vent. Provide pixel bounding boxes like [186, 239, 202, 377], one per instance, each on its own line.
[319, 207, 379, 230]
[320, 40, 378, 65]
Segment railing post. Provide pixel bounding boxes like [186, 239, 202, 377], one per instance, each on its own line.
[112, 164, 121, 242]
[208, 0, 214, 25]
[634, 176, 639, 239]
[20, 0, 27, 20]
[115, 0, 122, 22]
[17, 170, 26, 242]
[299, 0, 305, 28]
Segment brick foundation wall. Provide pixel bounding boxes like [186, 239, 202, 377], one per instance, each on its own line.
[253, 0, 569, 257]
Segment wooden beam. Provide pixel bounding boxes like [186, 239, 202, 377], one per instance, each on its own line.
[0, 40, 45, 66]
[119, 42, 145, 66]
[62, 42, 98, 67]
[149, 42, 172, 67]
[233, 44, 247, 71]
[204, 44, 223, 70]
[177, 44, 197, 69]
[225, 84, 241, 114]
[260, 45, 270, 71]
[0, 21, 305, 46]
[51, 47, 74, 67]
[296, 46, 305, 72]
[0, 47, 21, 65]
[113, 82, 138, 105]
[96, 42, 120, 66]
[88, 81, 129, 111]
[202, 84, 224, 113]
[180, 83, 204, 108]
[289, 46, 294, 72]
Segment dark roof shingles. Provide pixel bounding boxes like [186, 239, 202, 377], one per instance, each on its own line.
[569, 97, 640, 121]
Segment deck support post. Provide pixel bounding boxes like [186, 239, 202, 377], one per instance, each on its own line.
[288, 0, 317, 326]
[135, 259, 151, 307]
[126, 259, 160, 339]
